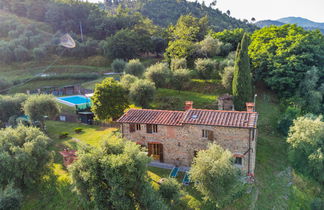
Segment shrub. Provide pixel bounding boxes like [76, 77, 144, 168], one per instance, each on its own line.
[125, 59, 145, 77]
[120, 74, 139, 89]
[221, 66, 235, 90]
[171, 58, 187, 71]
[74, 128, 83, 133]
[311, 198, 324, 210]
[129, 79, 156, 108]
[172, 69, 191, 91]
[158, 178, 181, 204]
[194, 58, 219, 79]
[198, 35, 222, 57]
[144, 63, 171, 88]
[111, 59, 126, 73]
[32, 47, 46, 61]
[59, 132, 69, 139]
[0, 184, 22, 210]
[0, 78, 12, 92]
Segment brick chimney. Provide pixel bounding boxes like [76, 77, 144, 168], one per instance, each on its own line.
[185, 101, 193, 111]
[246, 102, 255, 112]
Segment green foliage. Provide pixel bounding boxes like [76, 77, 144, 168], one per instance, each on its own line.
[221, 66, 235, 90]
[249, 25, 324, 97]
[23, 94, 60, 126]
[32, 47, 46, 61]
[170, 58, 187, 71]
[212, 28, 245, 51]
[129, 79, 156, 108]
[69, 136, 167, 209]
[0, 125, 52, 188]
[165, 39, 196, 67]
[0, 94, 28, 123]
[0, 183, 22, 210]
[141, 0, 256, 32]
[171, 69, 191, 92]
[287, 116, 324, 182]
[311, 198, 324, 210]
[297, 67, 323, 114]
[120, 74, 139, 89]
[125, 59, 145, 77]
[158, 178, 181, 205]
[144, 63, 171, 88]
[194, 58, 219, 79]
[189, 143, 243, 207]
[277, 106, 302, 136]
[232, 33, 252, 110]
[111, 59, 126, 73]
[91, 78, 129, 120]
[197, 35, 223, 58]
[13, 46, 30, 62]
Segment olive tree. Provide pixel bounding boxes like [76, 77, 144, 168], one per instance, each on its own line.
[69, 136, 167, 209]
[189, 144, 243, 207]
[129, 79, 156, 108]
[171, 68, 191, 92]
[125, 59, 145, 77]
[0, 126, 52, 189]
[144, 63, 171, 88]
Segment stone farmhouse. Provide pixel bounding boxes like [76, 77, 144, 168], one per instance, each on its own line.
[117, 101, 258, 175]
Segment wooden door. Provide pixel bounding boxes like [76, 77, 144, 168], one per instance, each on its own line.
[147, 143, 163, 162]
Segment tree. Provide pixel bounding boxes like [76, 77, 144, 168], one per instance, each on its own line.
[69, 136, 167, 209]
[91, 78, 129, 121]
[212, 28, 245, 52]
[0, 125, 52, 189]
[297, 66, 323, 114]
[172, 68, 191, 92]
[129, 79, 156, 108]
[111, 59, 126, 73]
[251, 17, 256, 22]
[144, 63, 171, 88]
[232, 33, 252, 111]
[249, 25, 324, 97]
[125, 59, 145, 77]
[0, 94, 28, 124]
[23, 94, 60, 128]
[195, 58, 219, 79]
[13, 46, 30, 62]
[277, 106, 302, 136]
[0, 183, 22, 210]
[221, 66, 235, 90]
[189, 143, 243, 207]
[170, 58, 187, 71]
[287, 115, 324, 182]
[120, 74, 139, 89]
[198, 35, 222, 58]
[158, 178, 181, 205]
[102, 29, 140, 60]
[32, 47, 46, 61]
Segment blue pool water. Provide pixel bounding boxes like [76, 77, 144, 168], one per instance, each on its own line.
[57, 95, 91, 105]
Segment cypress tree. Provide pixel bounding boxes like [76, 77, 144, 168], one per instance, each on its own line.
[232, 33, 252, 111]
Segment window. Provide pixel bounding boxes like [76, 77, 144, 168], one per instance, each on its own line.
[234, 157, 243, 166]
[129, 124, 135, 133]
[147, 124, 158, 133]
[136, 124, 141, 130]
[202, 129, 214, 140]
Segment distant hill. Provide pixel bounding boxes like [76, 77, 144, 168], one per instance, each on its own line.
[256, 17, 324, 33]
[255, 20, 284, 28]
[140, 0, 257, 32]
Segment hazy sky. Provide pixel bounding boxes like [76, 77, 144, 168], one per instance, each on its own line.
[87, 0, 324, 22]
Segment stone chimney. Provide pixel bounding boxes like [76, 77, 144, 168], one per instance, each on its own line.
[246, 102, 255, 112]
[185, 101, 193, 111]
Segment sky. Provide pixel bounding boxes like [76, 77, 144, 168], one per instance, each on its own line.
[87, 0, 324, 23]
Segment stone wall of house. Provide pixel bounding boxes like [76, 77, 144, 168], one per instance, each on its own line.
[121, 123, 256, 173]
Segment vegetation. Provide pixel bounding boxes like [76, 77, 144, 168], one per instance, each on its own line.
[69, 136, 167, 209]
[0, 126, 52, 189]
[111, 59, 126, 73]
[129, 79, 156, 108]
[158, 178, 181, 206]
[194, 58, 219, 79]
[91, 78, 129, 120]
[125, 59, 145, 77]
[287, 116, 324, 183]
[189, 143, 243, 207]
[171, 68, 191, 92]
[0, 94, 28, 124]
[0, 183, 22, 210]
[232, 33, 252, 110]
[144, 62, 171, 88]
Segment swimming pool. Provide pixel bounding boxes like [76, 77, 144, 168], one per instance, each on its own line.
[56, 95, 91, 106]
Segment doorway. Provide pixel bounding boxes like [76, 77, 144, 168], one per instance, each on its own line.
[148, 142, 163, 162]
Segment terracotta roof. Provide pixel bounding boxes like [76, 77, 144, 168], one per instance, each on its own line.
[117, 109, 184, 126]
[117, 108, 258, 128]
[182, 109, 258, 128]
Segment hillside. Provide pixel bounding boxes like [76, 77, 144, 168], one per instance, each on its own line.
[256, 17, 324, 33]
[140, 0, 257, 32]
